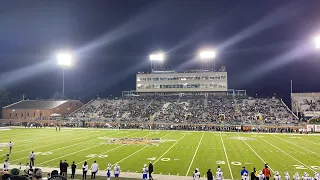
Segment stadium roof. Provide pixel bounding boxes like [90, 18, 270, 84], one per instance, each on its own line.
[3, 100, 68, 110]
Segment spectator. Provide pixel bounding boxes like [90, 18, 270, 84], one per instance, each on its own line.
[148, 162, 153, 180]
[61, 160, 68, 178]
[59, 160, 63, 175]
[82, 161, 88, 180]
[207, 169, 213, 180]
[71, 161, 76, 179]
[91, 161, 98, 180]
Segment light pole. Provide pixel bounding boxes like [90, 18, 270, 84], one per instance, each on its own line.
[199, 50, 216, 71]
[57, 52, 72, 97]
[149, 53, 165, 72]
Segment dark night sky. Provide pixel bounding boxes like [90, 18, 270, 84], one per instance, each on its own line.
[1, 0, 320, 104]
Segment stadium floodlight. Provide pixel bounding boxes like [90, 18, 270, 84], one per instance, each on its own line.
[199, 50, 216, 59]
[57, 52, 72, 66]
[199, 50, 216, 71]
[315, 36, 320, 49]
[56, 51, 73, 97]
[149, 53, 165, 61]
[149, 53, 165, 72]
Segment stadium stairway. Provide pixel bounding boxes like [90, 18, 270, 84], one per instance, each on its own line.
[9, 165, 201, 180]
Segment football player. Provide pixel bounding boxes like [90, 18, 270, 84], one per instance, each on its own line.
[216, 168, 223, 180]
[106, 164, 111, 180]
[293, 172, 300, 180]
[314, 172, 319, 180]
[142, 164, 148, 180]
[242, 172, 249, 180]
[302, 172, 310, 180]
[274, 171, 281, 180]
[284, 172, 290, 180]
[114, 163, 120, 180]
[193, 168, 200, 180]
[258, 170, 265, 180]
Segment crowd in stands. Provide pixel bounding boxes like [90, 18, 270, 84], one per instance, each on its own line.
[68, 94, 297, 125]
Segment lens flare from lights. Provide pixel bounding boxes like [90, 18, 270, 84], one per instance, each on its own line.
[315, 36, 320, 49]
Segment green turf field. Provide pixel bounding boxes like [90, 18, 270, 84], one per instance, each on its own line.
[1, 127, 319, 179]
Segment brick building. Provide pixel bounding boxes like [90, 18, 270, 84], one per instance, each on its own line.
[2, 100, 83, 119]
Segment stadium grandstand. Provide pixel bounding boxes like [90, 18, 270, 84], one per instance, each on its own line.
[67, 68, 299, 128]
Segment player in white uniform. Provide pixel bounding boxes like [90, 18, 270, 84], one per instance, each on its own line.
[106, 164, 111, 180]
[142, 164, 148, 180]
[258, 170, 265, 180]
[193, 168, 200, 180]
[3, 160, 9, 171]
[114, 163, 120, 180]
[274, 171, 281, 180]
[242, 172, 249, 180]
[314, 172, 319, 180]
[302, 172, 310, 180]
[293, 173, 300, 180]
[284, 172, 290, 180]
[8, 141, 14, 154]
[216, 168, 224, 180]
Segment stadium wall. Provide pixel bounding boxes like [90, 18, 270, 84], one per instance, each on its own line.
[2, 100, 83, 119]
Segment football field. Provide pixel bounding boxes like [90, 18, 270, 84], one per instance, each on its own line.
[1, 127, 319, 179]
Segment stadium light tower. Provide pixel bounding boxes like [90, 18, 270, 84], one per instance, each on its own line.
[199, 50, 216, 71]
[315, 36, 320, 49]
[56, 52, 72, 97]
[149, 53, 165, 72]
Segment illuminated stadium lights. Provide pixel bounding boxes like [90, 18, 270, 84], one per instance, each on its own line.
[315, 36, 320, 49]
[149, 53, 165, 61]
[199, 50, 216, 59]
[198, 50, 216, 71]
[56, 51, 73, 97]
[57, 52, 72, 66]
[149, 52, 165, 72]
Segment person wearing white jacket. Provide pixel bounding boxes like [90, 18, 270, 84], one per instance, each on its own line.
[82, 161, 89, 180]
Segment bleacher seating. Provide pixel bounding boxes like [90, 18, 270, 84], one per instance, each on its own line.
[68, 95, 297, 125]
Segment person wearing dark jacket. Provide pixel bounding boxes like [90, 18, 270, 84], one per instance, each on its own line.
[71, 161, 77, 179]
[148, 162, 153, 180]
[62, 160, 69, 178]
[59, 160, 63, 175]
[251, 167, 257, 180]
[207, 169, 213, 180]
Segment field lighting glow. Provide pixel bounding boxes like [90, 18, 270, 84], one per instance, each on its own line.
[149, 53, 164, 61]
[199, 50, 216, 59]
[57, 52, 73, 66]
[315, 36, 320, 49]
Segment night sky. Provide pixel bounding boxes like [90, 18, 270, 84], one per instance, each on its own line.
[1, 0, 320, 104]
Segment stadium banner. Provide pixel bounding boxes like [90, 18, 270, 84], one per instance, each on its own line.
[315, 125, 320, 132]
[306, 125, 314, 132]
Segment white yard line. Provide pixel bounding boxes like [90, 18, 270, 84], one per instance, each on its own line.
[5, 130, 98, 155]
[273, 135, 320, 157]
[260, 137, 317, 173]
[186, 133, 204, 176]
[10, 130, 124, 163]
[220, 133, 234, 180]
[303, 139, 320, 146]
[37, 131, 146, 166]
[153, 132, 187, 164]
[114, 132, 172, 165]
[237, 133, 274, 173]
